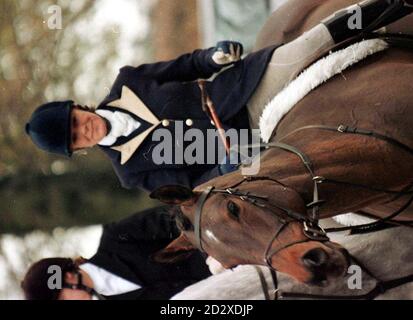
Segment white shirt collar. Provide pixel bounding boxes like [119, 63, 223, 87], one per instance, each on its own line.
[96, 109, 141, 146]
[80, 262, 141, 296]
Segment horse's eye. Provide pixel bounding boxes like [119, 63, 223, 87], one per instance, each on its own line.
[227, 200, 240, 220]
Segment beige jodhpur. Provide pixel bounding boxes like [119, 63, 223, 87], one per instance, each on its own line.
[247, 24, 335, 129]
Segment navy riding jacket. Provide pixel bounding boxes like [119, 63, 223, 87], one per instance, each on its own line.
[98, 45, 279, 192]
[88, 206, 211, 300]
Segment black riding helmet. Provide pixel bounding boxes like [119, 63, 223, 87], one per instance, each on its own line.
[25, 100, 74, 157]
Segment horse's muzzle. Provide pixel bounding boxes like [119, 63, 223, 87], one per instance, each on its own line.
[303, 246, 350, 287]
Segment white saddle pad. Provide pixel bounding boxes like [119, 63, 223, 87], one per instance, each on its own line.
[259, 39, 389, 143]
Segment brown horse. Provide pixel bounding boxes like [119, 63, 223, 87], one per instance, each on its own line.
[151, 1, 413, 286]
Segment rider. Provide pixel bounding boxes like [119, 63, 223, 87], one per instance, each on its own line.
[25, 0, 413, 192]
[21, 206, 211, 300]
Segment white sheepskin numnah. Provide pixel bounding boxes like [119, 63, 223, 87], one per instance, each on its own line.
[259, 39, 389, 143]
[333, 213, 376, 227]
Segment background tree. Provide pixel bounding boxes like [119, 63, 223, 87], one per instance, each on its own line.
[0, 0, 157, 234]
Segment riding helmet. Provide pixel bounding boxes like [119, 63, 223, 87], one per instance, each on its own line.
[25, 100, 74, 157]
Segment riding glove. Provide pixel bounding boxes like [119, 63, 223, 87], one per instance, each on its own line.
[211, 41, 244, 66]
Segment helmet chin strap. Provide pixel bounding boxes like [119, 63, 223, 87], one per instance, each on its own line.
[62, 271, 106, 300]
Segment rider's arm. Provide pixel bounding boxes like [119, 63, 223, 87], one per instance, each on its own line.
[122, 41, 243, 84]
[125, 49, 221, 84]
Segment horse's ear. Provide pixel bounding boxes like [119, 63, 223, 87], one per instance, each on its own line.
[150, 185, 196, 205]
[152, 233, 197, 264]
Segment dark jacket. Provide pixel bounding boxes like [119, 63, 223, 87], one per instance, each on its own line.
[98, 45, 279, 192]
[88, 206, 211, 300]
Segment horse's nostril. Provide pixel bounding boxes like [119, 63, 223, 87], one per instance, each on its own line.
[302, 248, 328, 268]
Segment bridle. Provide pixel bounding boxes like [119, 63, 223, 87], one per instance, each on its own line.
[193, 175, 330, 272]
[193, 123, 413, 272]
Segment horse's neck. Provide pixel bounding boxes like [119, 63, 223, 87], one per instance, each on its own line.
[260, 132, 412, 218]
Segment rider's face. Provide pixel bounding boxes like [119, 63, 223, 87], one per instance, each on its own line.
[70, 107, 108, 151]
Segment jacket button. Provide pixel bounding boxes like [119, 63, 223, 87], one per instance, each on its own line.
[185, 119, 193, 127]
[162, 119, 170, 127]
[210, 120, 215, 127]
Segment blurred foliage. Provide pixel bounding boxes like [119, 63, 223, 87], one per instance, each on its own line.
[0, 167, 159, 235]
[213, 0, 272, 52]
[0, 0, 156, 234]
[151, 0, 200, 60]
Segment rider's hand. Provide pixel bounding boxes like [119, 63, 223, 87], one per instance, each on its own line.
[211, 41, 244, 66]
[218, 148, 241, 175]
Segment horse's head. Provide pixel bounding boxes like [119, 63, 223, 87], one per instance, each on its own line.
[151, 178, 350, 286]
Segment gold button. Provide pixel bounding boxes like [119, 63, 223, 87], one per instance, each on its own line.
[162, 119, 170, 127]
[185, 119, 193, 126]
